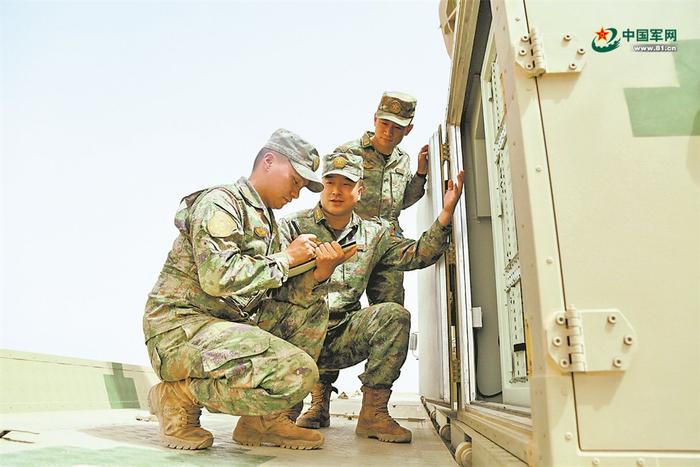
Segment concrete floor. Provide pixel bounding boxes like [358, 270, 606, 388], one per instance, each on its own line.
[1, 393, 456, 466]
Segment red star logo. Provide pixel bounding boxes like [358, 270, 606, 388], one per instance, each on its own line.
[595, 27, 610, 41]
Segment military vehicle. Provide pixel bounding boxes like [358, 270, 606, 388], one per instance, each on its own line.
[2, 1, 698, 466]
[417, 0, 699, 465]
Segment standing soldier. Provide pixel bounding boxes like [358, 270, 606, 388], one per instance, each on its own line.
[282, 153, 464, 443]
[334, 91, 429, 306]
[143, 129, 353, 451]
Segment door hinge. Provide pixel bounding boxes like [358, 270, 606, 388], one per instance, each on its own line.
[516, 26, 587, 77]
[546, 307, 638, 372]
[440, 134, 451, 164]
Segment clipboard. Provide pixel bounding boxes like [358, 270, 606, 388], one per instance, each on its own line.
[288, 241, 357, 278]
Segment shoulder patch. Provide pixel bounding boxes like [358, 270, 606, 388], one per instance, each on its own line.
[207, 210, 236, 238]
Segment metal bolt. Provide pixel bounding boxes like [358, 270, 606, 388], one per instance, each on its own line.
[553, 336, 563, 346]
[564, 34, 572, 41]
[521, 34, 530, 42]
[607, 315, 617, 324]
[569, 63, 577, 70]
[556, 314, 566, 325]
[564, 432, 573, 441]
[592, 459, 600, 466]
[519, 48, 527, 56]
[560, 359, 570, 368]
[613, 357, 623, 368]
[624, 335, 634, 345]
[637, 459, 645, 466]
[577, 48, 586, 55]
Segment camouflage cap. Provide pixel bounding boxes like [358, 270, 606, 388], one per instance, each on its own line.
[263, 128, 323, 193]
[322, 152, 363, 183]
[375, 91, 417, 127]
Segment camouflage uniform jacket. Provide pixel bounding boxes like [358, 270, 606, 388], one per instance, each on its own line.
[334, 132, 426, 234]
[144, 177, 317, 342]
[280, 204, 451, 328]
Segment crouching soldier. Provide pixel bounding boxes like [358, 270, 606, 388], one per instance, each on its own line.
[279, 152, 464, 443]
[143, 129, 354, 451]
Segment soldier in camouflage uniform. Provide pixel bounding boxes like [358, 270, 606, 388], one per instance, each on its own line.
[143, 129, 354, 451]
[280, 152, 464, 443]
[334, 91, 430, 306]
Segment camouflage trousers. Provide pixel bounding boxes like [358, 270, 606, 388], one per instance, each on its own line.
[366, 266, 405, 306]
[317, 302, 410, 388]
[145, 298, 328, 416]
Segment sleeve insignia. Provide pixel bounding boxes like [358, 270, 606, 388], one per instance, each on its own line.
[207, 210, 236, 238]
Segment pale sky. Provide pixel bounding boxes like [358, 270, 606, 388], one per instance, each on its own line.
[0, 0, 452, 393]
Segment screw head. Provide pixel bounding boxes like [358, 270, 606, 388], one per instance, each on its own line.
[624, 335, 634, 345]
[569, 63, 577, 70]
[556, 314, 566, 325]
[564, 34, 572, 41]
[560, 359, 570, 368]
[592, 459, 600, 466]
[519, 48, 527, 56]
[637, 459, 645, 466]
[577, 48, 586, 55]
[607, 315, 618, 324]
[553, 337, 563, 346]
[564, 432, 573, 441]
[521, 34, 530, 42]
[546, 257, 554, 264]
[526, 63, 533, 70]
[613, 357, 623, 368]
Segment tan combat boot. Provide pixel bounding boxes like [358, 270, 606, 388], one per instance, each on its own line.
[296, 383, 336, 429]
[355, 385, 412, 443]
[232, 407, 324, 450]
[148, 380, 214, 450]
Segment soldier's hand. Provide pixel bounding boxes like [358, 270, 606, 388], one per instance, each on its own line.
[285, 234, 318, 268]
[416, 144, 429, 176]
[439, 171, 465, 226]
[313, 241, 358, 282]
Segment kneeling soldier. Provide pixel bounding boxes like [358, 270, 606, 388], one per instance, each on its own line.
[143, 129, 353, 451]
[279, 152, 464, 443]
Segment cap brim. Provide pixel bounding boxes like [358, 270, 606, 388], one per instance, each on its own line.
[376, 111, 412, 127]
[289, 160, 324, 193]
[323, 169, 361, 183]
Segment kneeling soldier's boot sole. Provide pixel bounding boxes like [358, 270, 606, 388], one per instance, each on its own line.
[356, 426, 412, 443]
[159, 434, 214, 450]
[233, 432, 323, 450]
